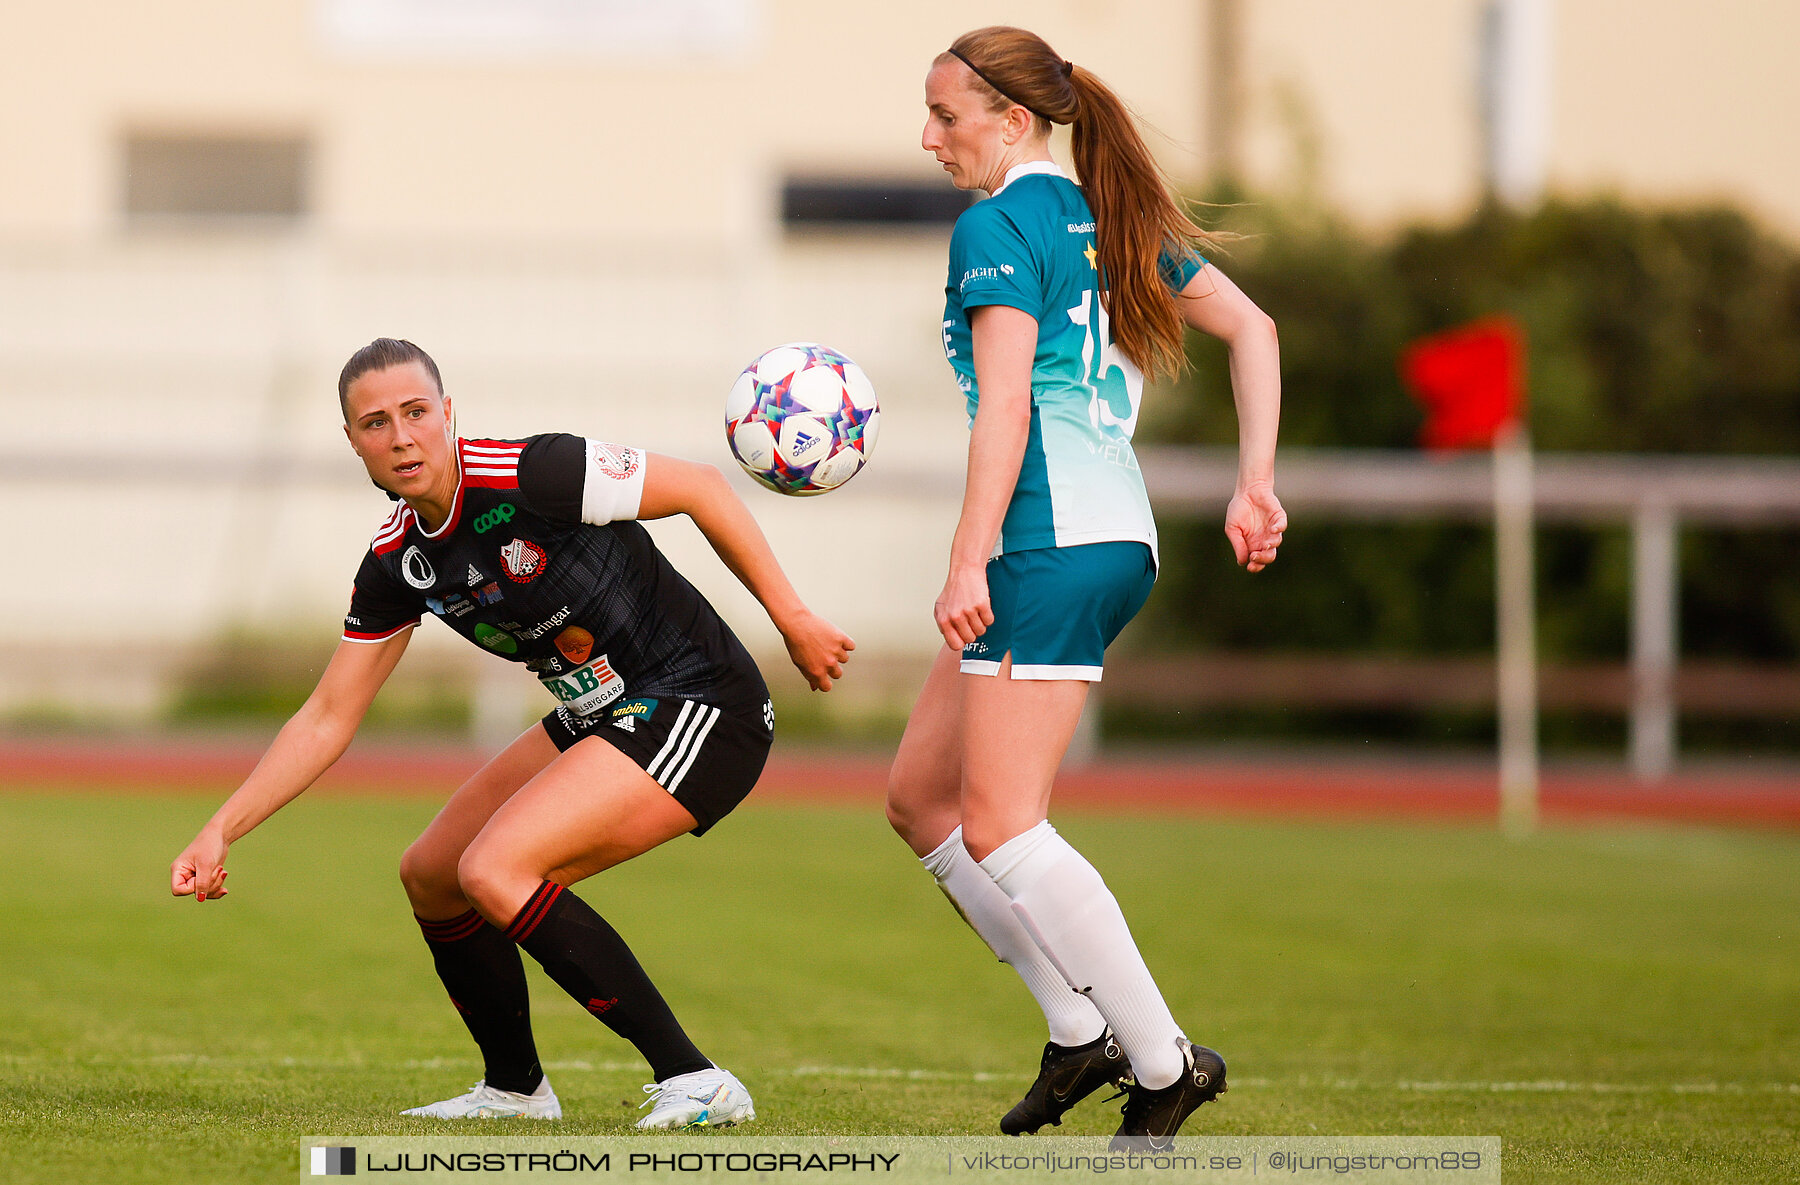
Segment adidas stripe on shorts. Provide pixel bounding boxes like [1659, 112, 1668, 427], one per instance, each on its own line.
[541, 695, 773, 836]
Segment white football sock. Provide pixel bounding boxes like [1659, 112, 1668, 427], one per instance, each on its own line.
[980, 821, 1187, 1090]
[921, 827, 1107, 1047]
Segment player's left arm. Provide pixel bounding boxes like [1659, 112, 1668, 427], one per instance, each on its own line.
[1177, 264, 1288, 572]
[638, 455, 854, 692]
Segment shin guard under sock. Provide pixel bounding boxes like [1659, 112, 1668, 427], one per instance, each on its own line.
[921, 827, 1107, 1047]
[416, 909, 544, 1094]
[505, 880, 710, 1083]
[980, 822, 1187, 1090]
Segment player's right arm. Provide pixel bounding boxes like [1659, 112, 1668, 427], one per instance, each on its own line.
[170, 629, 412, 903]
[938, 303, 1036, 650]
[936, 206, 1043, 650]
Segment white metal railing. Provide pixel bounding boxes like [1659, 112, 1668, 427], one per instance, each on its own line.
[1137, 445, 1800, 781]
[3, 438, 1794, 779]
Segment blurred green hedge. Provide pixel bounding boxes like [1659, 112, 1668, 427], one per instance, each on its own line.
[1131, 198, 1800, 748]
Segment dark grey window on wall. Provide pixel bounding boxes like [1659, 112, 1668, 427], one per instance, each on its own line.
[782, 178, 973, 227]
[123, 133, 310, 221]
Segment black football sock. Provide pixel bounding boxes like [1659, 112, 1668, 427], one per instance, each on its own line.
[416, 909, 544, 1095]
[504, 880, 710, 1082]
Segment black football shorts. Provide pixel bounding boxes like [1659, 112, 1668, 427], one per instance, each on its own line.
[541, 694, 773, 836]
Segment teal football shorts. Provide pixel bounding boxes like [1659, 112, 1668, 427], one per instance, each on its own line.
[960, 541, 1155, 681]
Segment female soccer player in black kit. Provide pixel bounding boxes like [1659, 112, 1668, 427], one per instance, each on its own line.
[171, 338, 854, 1128]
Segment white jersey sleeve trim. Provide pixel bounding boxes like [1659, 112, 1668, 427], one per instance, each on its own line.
[579, 439, 647, 524]
[341, 621, 418, 644]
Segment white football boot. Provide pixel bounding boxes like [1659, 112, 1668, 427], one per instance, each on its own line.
[401, 1077, 562, 1119]
[635, 1065, 756, 1129]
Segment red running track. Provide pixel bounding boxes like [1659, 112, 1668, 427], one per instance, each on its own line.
[2, 737, 1796, 830]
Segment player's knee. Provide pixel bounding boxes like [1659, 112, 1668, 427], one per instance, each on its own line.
[884, 790, 914, 839]
[958, 817, 1015, 864]
[886, 778, 943, 847]
[399, 840, 458, 904]
[453, 844, 500, 905]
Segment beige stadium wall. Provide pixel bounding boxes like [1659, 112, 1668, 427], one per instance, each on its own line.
[1, 0, 1794, 722]
[0, 0, 1210, 241]
[1548, 1, 1799, 235]
[1231, 0, 1798, 238]
[0, 1, 1229, 726]
[3, 1, 1795, 239]
[1235, 0, 1486, 224]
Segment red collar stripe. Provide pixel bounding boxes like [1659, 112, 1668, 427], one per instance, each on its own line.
[463, 438, 525, 490]
[371, 505, 416, 556]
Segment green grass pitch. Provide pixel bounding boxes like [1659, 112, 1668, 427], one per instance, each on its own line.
[0, 789, 1795, 1183]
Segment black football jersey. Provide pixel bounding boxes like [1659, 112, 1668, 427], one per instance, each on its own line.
[344, 435, 768, 714]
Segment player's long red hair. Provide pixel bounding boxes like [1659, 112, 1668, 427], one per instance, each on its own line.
[940, 26, 1224, 380]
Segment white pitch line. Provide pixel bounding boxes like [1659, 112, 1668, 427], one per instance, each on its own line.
[1395, 1080, 1800, 1095]
[790, 1066, 1020, 1083]
[3, 1053, 1793, 1095]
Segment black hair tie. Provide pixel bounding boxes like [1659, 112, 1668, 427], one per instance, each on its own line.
[948, 47, 1058, 123]
[1062, 59, 1074, 77]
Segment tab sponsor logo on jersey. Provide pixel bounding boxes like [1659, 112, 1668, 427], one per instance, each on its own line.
[401, 545, 436, 590]
[473, 504, 516, 535]
[473, 623, 518, 654]
[554, 625, 594, 664]
[1066, 221, 1095, 234]
[590, 440, 640, 481]
[473, 581, 504, 606]
[426, 593, 475, 618]
[517, 607, 573, 641]
[500, 537, 548, 583]
[540, 653, 625, 716]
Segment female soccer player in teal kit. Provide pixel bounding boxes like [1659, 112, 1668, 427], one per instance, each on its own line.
[885, 26, 1287, 1150]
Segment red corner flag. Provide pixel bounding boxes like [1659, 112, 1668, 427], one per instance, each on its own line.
[1400, 316, 1526, 450]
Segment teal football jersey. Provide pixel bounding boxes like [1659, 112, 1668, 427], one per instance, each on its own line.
[942, 161, 1203, 560]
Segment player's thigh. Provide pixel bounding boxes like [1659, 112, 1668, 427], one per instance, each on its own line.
[401, 723, 560, 894]
[887, 645, 968, 855]
[959, 653, 1089, 861]
[465, 736, 697, 888]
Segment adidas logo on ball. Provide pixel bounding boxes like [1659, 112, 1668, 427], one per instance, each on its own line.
[724, 342, 880, 497]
